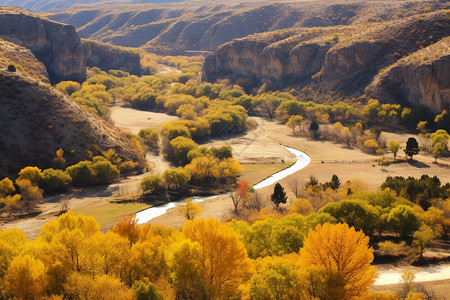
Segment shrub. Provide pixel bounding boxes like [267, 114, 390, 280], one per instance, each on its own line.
[363, 139, 379, 153]
[140, 175, 162, 194]
[169, 136, 198, 165]
[91, 157, 120, 185]
[377, 241, 406, 255]
[42, 168, 72, 192]
[138, 128, 159, 148]
[66, 161, 96, 187]
[7, 64, 16, 72]
[162, 168, 191, 190]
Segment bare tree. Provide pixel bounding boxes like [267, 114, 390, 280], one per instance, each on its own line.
[229, 191, 242, 215]
[247, 191, 265, 211]
[287, 178, 303, 198]
[59, 197, 70, 214]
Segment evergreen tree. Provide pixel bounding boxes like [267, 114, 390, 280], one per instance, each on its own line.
[404, 137, 420, 159]
[271, 183, 287, 208]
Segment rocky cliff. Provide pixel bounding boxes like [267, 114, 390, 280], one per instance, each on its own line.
[0, 9, 86, 83]
[0, 69, 145, 178]
[367, 37, 450, 113]
[202, 10, 450, 105]
[82, 39, 141, 75]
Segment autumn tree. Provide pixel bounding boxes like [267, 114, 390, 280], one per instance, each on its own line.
[53, 148, 66, 167]
[170, 136, 198, 165]
[388, 141, 400, 160]
[91, 157, 120, 184]
[18, 166, 44, 184]
[138, 128, 159, 149]
[140, 175, 162, 194]
[413, 226, 435, 259]
[162, 168, 190, 190]
[319, 199, 379, 237]
[421, 207, 445, 238]
[170, 218, 253, 299]
[229, 180, 251, 215]
[4, 255, 48, 300]
[0, 178, 19, 215]
[0, 228, 28, 278]
[298, 223, 376, 299]
[177, 199, 202, 220]
[289, 198, 314, 216]
[0, 178, 15, 197]
[111, 215, 141, 247]
[42, 168, 72, 193]
[66, 161, 96, 187]
[250, 256, 297, 300]
[15, 179, 43, 212]
[430, 129, 449, 163]
[388, 205, 421, 238]
[88, 274, 135, 300]
[404, 137, 420, 160]
[286, 115, 303, 134]
[271, 183, 288, 209]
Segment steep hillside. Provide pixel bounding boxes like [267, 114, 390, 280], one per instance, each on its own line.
[47, 0, 449, 55]
[82, 39, 141, 75]
[0, 38, 49, 82]
[367, 37, 450, 113]
[202, 10, 450, 108]
[0, 8, 86, 83]
[0, 69, 145, 178]
[0, 0, 183, 13]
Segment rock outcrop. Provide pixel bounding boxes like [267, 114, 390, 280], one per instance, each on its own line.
[0, 9, 86, 83]
[82, 39, 141, 75]
[0, 69, 145, 178]
[202, 10, 450, 106]
[367, 37, 450, 113]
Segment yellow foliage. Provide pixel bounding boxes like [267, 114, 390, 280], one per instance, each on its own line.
[299, 223, 377, 299]
[4, 255, 48, 299]
[177, 198, 202, 220]
[290, 198, 314, 215]
[171, 218, 254, 299]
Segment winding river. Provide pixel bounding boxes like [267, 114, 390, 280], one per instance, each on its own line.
[136, 145, 311, 224]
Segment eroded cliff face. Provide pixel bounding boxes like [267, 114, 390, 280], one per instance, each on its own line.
[82, 39, 141, 75]
[203, 11, 450, 107]
[0, 11, 86, 83]
[368, 38, 450, 113]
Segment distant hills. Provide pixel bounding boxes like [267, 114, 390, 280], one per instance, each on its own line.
[0, 0, 183, 12]
[45, 0, 449, 55]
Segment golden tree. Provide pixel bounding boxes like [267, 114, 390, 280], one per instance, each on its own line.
[4, 256, 48, 299]
[171, 218, 253, 299]
[177, 198, 202, 220]
[299, 223, 376, 299]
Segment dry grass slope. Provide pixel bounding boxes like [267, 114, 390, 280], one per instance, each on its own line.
[0, 69, 145, 178]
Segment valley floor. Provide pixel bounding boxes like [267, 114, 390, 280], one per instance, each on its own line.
[1, 103, 449, 295]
